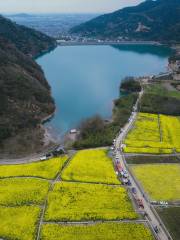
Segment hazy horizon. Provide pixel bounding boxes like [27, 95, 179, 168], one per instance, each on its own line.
[0, 0, 144, 14]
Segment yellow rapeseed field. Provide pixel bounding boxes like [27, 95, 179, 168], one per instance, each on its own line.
[45, 181, 137, 221]
[0, 206, 40, 240]
[131, 164, 180, 201]
[61, 149, 119, 184]
[0, 156, 68, 179]
[0, 178, 50, 206]
[124, 113, 180, 154]
[41, 222, 153, 240]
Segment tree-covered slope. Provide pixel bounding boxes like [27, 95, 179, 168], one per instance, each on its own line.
[0, 15, 56, 56]
[71, 0, 180, 43]
[0, 37, 55, 143]
[0, 16, 56, 146]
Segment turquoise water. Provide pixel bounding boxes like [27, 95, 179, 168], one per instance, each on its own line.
[37, 45, 171, 139]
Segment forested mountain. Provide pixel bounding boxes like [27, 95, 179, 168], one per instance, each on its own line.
[0, 15, 56, 56]
[0, 16, 56, 149]
[71, 0, 180, 43]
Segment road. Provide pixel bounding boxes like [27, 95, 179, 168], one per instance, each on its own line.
[114, 89, 172, 240]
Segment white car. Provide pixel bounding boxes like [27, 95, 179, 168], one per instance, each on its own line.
[40, 156, 47, 161]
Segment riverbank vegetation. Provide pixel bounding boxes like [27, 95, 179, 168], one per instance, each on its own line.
[73, 78, 140, 149]
[120, 77, 141, 93]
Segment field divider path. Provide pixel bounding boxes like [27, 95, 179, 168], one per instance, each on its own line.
[36, 155, 74, 240]
[158, 115, 163, 142]
[43, 219, 148, 225]
[55, 179, 121, 186]
[0, 176, 51, 181]
[59, 152, 76, 181]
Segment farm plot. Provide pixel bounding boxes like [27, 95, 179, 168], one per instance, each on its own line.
[45, 181, 137, 222]
[0, 156, 68, 179]
[131, 164, 180, 201]
[0, 205, 41, 240]
[156, 207, 180, 240]
[61, 149, 119, 184]
[41, 222, 153, 240]
[0, 178, 50, 206]
[124, 113, 180, 154]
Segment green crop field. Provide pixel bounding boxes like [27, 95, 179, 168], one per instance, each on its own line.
[0, 178, 50, 206]
[41, 222, 153, 240]
[61, 149, 119, 184]
[124, 113, 180, 154]
[131, 164, 180, 201]
[45, 181, 137, 221]
[0, 206, 41, 240]
[156, 207, 180, 240]
[0, 156, 68, 179]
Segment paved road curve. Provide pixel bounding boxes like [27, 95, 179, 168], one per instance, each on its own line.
[114, 89, 172, 240]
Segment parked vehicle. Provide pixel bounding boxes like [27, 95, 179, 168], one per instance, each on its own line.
[122, 178, 129, 185]
[132, 187, 137, 194]
[116, 163, 123, 172]
[154, 226, 159, 234]
[137, 198, 144, 209]
[46, 153, 52, 159]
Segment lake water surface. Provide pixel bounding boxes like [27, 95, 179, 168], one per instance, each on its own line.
[37, 45, 171, 139]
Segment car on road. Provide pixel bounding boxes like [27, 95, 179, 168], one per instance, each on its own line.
[131, 187, 137, 194]
[137, 198, 144, 209]
[154, 226, 159, 234]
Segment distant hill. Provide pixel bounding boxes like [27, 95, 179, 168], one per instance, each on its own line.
[5, 13, 99, 38]
[0, 16, 56, 151]
[0, 15, 56, 56]
[71, 0, 180, 43]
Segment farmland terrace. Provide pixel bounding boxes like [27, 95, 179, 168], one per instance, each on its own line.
[0, 149, 154, 240]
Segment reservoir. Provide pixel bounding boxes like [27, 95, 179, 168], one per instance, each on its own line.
[36, 44, 171, 139]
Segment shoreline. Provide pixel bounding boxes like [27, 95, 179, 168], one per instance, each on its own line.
[57, 40, 162, 47]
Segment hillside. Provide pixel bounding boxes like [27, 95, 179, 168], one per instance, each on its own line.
[0, 16, 56, 155]
[0, 15, 56, 56]
[71, 0, 180, 43]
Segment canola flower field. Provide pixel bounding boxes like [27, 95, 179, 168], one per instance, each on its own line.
[0, 151, 153, 240]
[124, 113, 180, 154]
[0, 205, 41, 240]
[41, 222, 154, 240]
[0, 156, 68, 179]
[0, 156, 67, 240]
[131, 164, 180, 201]
[44, 181, 137, 221]
[0, 178, 50, 206]
[61, 149, 119, 184]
